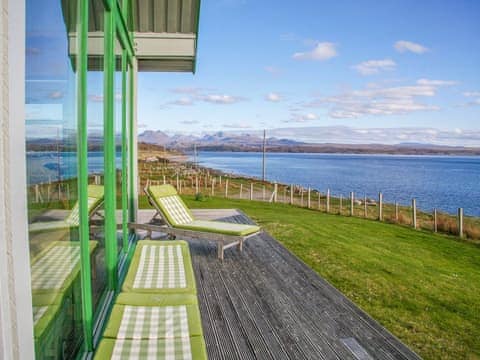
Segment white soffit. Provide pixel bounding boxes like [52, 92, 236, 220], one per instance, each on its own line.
[134, 0, 200, 72]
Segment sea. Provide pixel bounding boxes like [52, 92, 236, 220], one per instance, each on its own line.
[194, 151, 480, 216]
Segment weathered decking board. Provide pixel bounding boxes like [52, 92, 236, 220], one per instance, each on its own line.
[137, 209, 420, 360]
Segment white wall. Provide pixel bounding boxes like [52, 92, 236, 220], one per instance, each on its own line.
[0, 0, 35, 358]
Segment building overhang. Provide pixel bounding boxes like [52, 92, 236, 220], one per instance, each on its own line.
[133, 0, 201, 73]
[134, 32, 197, 72]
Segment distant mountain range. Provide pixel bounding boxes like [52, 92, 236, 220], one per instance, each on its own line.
[138, 130, 480, 155]
[25, 130, 480, 155]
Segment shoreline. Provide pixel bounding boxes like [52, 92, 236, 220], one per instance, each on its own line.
[138, 152, 480, 243]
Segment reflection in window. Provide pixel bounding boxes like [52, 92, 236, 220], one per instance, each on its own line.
[115, 38, 126, 255]
[87, 0, 108, 316]
[25, 0, 84, 357]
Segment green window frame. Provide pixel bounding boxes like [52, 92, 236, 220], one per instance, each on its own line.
[76, 0, 136, 354]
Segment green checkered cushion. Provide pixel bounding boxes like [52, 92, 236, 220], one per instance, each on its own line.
[33, 306, 49, 325]
[95, 336, 207, 360]
[104, 304, 203, 340]
[122, 240, 196, 295]
[30, 241, 98, 293]
[29, 185, 103, 232]
[29, 220, 73, 233]
[104, 294, 203, 340]
[177, 220, 260, 236]
[31, 288, 66, 339]
[147, 185, 193, 226]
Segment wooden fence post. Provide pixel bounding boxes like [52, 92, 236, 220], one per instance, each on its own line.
[290, 185, 294, 205]
[350, 192, 354, 216]
[195, 176, 199, 194]
[458, 208, 464, 238]
[318, 191, 321, 210]
[225, 179, 229, 198]
[395, 202, 399, 222]
[284, 187, 287, 202]
[433, 208, 437, 232]
[412, 198, 417, 229]
[35, 184, 40, 203]
[163, 175, 166, 185]
[307, 187, 311, 208]
[326, 189, 330, 213]
[211, 179, 215, 196]
[262, 185, 266, 201]
[339, 195, 343, 215]
[274, 183, 278, 203]
[219, 175, 222, 185]
[364, 195, 367, 218]
[176, 174, 179, 190]
[250, 183, 253, 201]
[301, 190, 304, 207]
[378, 192, 383, 221]
[240, 183, 243, 199]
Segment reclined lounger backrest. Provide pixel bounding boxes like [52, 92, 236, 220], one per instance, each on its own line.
[147, 185, 194, 226]
[65, 184, 104, 226]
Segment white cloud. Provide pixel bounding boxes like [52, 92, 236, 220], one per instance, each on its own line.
[352, 59, 396, 76]
[416, 79, 458, 86]
[464, 91, 480, 97]
[289, 113, 318, 122]
[265, 92, 282, 102]
[200, 94, 246, 104]
[266, 126, 480, 146]
[293, 42, 338, 61]
[264, 66, 281, 74]
[170, 87, 204, 95]
[394, 40, 429, 54]
[168, 97, 194, 106]
[49, 91, 63, 99]
[305, 78, 457, 119]
[222, 122, 253, 129]
[459, 91, 480, 106]
[180, 120, 199, 125]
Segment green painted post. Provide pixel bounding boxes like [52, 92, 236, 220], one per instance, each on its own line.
[104, 8, 118, 290]
[128, 63, 136, 225]
[77, 0, 93, 351]
[121, 50, 128, 251]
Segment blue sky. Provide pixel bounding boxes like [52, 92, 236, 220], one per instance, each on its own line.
[138, 0, 480, 144]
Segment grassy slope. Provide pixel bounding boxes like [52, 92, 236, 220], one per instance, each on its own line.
[152, 195, 480, 360]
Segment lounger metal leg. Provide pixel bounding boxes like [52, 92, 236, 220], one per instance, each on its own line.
[218, 241, 224, 261]
[238, 239, 243, 252]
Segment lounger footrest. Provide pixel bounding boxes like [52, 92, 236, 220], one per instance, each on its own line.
[95, 336, 207, 360]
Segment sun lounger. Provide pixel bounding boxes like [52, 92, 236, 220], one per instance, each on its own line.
[139, 184, 261, 260]
[29, 184, 104, 233]
[96, 243, 207, 359]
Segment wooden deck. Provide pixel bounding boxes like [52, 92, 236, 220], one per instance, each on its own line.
[138, 209, 420, 360]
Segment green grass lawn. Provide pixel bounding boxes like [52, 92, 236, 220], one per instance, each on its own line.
[140, 194, 480, 360]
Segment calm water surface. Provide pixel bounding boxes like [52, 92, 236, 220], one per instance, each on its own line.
[195, 152, 480, 216]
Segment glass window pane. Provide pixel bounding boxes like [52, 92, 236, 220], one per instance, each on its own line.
[25, 0, 83, 357]
[115, 38, 126, 254]
[87, 0, 108, 315]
